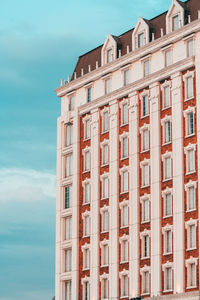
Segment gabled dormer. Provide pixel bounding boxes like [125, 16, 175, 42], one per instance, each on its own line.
[101, 34, 120, 66]
[132, 17, 150, 51]
[166, 0, 185, 34]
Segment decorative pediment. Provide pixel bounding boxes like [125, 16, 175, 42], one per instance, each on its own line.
[101, 34, 118, 66]
[132, 17, 150, 51]
[166, 0, 185, 33]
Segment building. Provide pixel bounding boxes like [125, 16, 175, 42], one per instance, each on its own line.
[55, 0, 200, 299]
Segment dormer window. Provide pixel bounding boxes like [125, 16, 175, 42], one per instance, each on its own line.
[107, 49, 112, 63]
[172, 15, 179, 31]
[138, 32, 145, 48]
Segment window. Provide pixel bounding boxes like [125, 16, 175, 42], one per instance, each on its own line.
[188, 149, 195, 173]
[84, 183, 90, 204]
[121, 239, 128, 262]
[189, 224, 196, 249]
[85, 119, 90, 140]
[173, 15, 179, 31]
[66, 154, 73, 177]
[188, 263, 196, 288]
[102, 244, 109, 266]
[83, 281, 90, 300]
[122, 136, 128, 158]
[144, 60, 150, 77]
[84, 151, 90, 171]
[163, 85, 170, 108]
[122, 170, 129, 193]
[105, 78, 110, 94]
[84, 215, 90, 236]
[83, 248, 90, 269]
[144, 235, 150, 258]
[101, 278, 108, 299]
[186, 76, 194, 99]
[142, 128, 149, 151]
[143, 163, 149, 187]
[164, 156, 172, 180]
[188, 186, 195, 211]
[102, 210, 109, 232]
[65, 185, 72, 209]
[102, 177, 109, 199]
[66, 123, 73, 147]
[142, 95, 148, 116]
[69, 95, 74, 111]
[65, 217, 72, 240]
[122, 103, 128, 125]
[187, 39, 194, 57]
[122, 205, 128, 227]
[103, 111, 109, 132]
[165, 50, 172, 67]
[65, 248, 72, 272]
[87, 87, 92, 103]
[107, 49, 112, 63]
[124, 69, 129, 86]
[165, 193, 172, 216]
[187, 112, 194, 136]
[138, 32, 145, 48]
[142, 271, 150, 294]
[102, 144, 109, 165]
[121, 275, 129, 297]
[143, 198, 149, 222]
[166, 230, 172, 254]
[165, 267, 172, 291]
[164, 121, 171, 144]
[65, 280, 72, 300]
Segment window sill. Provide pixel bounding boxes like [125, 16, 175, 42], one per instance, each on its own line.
[101, 197, 109, 200]
[101, 230, 109, 234]
[186, 171, 196, 176]
[82, 267, 90, 271]
[162, 105, 171, 111]
[141, 292, 150, 296]
[82, 202, 90, 206]
[121, 156, 129, 161]
[186, 208, 196, 213]
[83, 138, 91, 142]
[163, 252, 172, 256]
[120, 225, 129, 229]
[83, 234, 90, 238]
[120, 260, 129, 264]
[185, 133, 195, 139]
[141, 149, 149, 154]
[187, 247, 197, 251]
[162, 141, 171, 146]
[140, 114, 150, 120]
[101, 264, 109, 268]
[141, 220, 150, 224]
[184, 96, 194, 102]
[186, 285, 197, 289]
[163, 289, 173, 293]
[101, 163, 109, 168]
[163, 178, 172, 182]
[120, 296, 129, 299]
[141, 184, 150, 189]
[163, 214, 173, 219]
[141, 256, 150, 260]
[101, 130, 109, 135]
[120, 122, 129, 127]
[82, 170, 90, 174]
[120, 191, 129, 195]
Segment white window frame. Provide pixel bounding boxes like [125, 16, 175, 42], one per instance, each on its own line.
[144, 59, 150, 77]
[81, 243, 90, 270]
[184, 144, 196, 175]
[161, 80, 171, 109]
[82, 178, 90, 204]
[119, 200, 129, 228]
[107, 48, 113, 63]
[65, 216, 72, 240]
[68, 94, 75, 111]
[162, 261, 173, 292]
[119, 270, 129, 298]
[162, 187, 173, 217]
[100, 172, 109, 199]
[172, 14, 179, 31]
[140, 159, 150, 188]
[187, 39, 194, 57]
[138, 31, 145, 48]
[100, 273, 109, 300]
[162, 224, 173, 255]
[82, 147, 91, 172]
[140, 124, 150, 152]
[185, 180, 197, 212]
[183, 70, 195, 101]
[120, 234, 129, 263]
[65, 153, 73, 177]
[124, 69, 130, 86]
[140, 265, 150, 295]
[185, 257, 198, 289]
[105, 77, 111, 95]
[140, 89, 149, 118]
[100, 205, 109, 233]
[100, 139, 109, 166]
[165, 49, 172, 67]
[83, 115, 91, 140]
[140, 229, 150, 259]
[119, 99, 129, 126]
[101, 107, 110, 133]
[185, 219, 197, 250]
[82, 210, 90, 237]
[183, 106, 195, 137]
[140, 194, 150, 223]
[65, 280, 72, 300]
[162, 152, 172, 181]
[87, 86, 92, 103]
[65, 248, 72, 272]
[100, 239, 109, 267]
[65, 122, 73, 147]
[81, 277, 90, 300]
[161, 115, 172, 145]
[120, 132, 129, 159]
[120, 166, 129, 194]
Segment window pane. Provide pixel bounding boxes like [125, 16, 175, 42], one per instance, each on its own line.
[66, 154, 72, 177]
[103, 111, 109, 132]
[144, 60, 149, 76]
[165, 121, 171, 143]
[187, 76, 193, 99]
[143, 129, 149, 151]
[65, 185, 71, 209]
[65, 280, 71, 300]
[65, 249, 72, 272]
[123, 171, 129, 192]
[85, 215, 90, 236]
[123, 205, 128, 227]
[188, 39, 194, 57]
[65, 217, 72, 240]
[105, 78, 110, 94]
[85, 183, 90, 203]
[144, 235, 149, 257]
[166, 267, 172, 290]
[122, 103, 128, 124]
[188, 149, 195, 172]
[107, 49, 112, 63]
[66, 124, 73, 146]
[190, 225, 196, 248]
[144, 164, 149, 186]
[143, 95, 148, 116]
[165, 50, 172, 67]
[138, 32, 144, 48]
[69, 96, 74, 111]
[166, 230, 172, 253]
[165, 157, 171, 179]
[166, 193, 172, 216]
[144, 199, 149, 221]
[87, 87, 92, 102]
[164, 86, 170, 107]
[188, 112, 194, 135]
[85, 120, 90, 139]
[191, 263, 196, 286]
[103, 210, 109, 232]
[189, 186, 195, 210]
[85, 151, 90, 171]
[103, 177, 109, 198]
[124, 70, 129, 86]
[144, 271, 149, 293]
[173, 15, 179, 31]
[122, 137, 128, 158]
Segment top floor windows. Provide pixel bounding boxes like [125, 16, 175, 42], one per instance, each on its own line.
[144, 60, 150, 77]
[122, 103, 128, 125]
[107, 49, 112, 63]
[87, 87, 92, 103]
[84, 119, 90, 140]
[138, 32, 145, 48]
[165, 49, 172, 67]
[186, 76, 194, 99]
[173, 15, 179, 31]
[105, 78, 111, 94]
[69, 95, 74, 111]
[124, 69, 129, 86]
[188, 39, 194, 57]
[142, 95, 149, 117]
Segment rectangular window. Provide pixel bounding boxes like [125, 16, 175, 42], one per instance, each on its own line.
[188, 112, 194, 135]
[65, 216, 72, 240]
[188, 149, 195, 173]
[85, 183, 90, 204]
[87, 87, 92, 103]
[164, 121, 171, 143]
[107, 49, 112, 63]
[85, 119, 90, 139]
[103, 111, 109, 132]
[102, 244, 109, 266]
[83, 281, 90, 300]
[121, 240, 128, 262]
[143, 129, 149, 151]
[84, 151, 90, 171]
[102, 210, 109, 232]
[143, 199, 149, 222]
[165, 193, 172, 216]
[66, 154, 73, 177]
[65, 185, 72, 209]
[84, 215, 90, 236]
[138, 32, 145, 48]
[122, 136, 128, 158]
[190, 263, 196, 287]
[122, 171, 129, 193]
[166, 230, 172, 253]
[188, 39, 194, 57]
[102, 144, 109, 165]
[124, 69, 129, 86]
[144, 60, 150, 77]
[102, 177, 109, 199]
[65, 280, 72, 300]
[189, 224, 196, 249]
[65, 248, 72, 272]
[142, 95, 148, 116]
[186, 76, 193, 99]
[102, 278, 108, 299]
[122, 205, 128, 227]
[173, 15, 179, 31]
[164, 85, 170, 108]
[84, 248, 90, 269]
[121, 275, 129, 297]
[122, 103, 128, 125]
[188, 186, 195, 210]
[143, 271, 150, 294]
[105, 78, 110, 94]
[144, 235, 149, 257]
[165, 157, 171, 180]
[143, 164, 149, 186]
[166, 267, 172, 291]
[69, 96, 74, 111]
[66, 123, 73, 147]
[165, 50, 172, 67]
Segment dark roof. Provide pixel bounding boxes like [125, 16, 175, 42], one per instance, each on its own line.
[71, 0, 200, 81]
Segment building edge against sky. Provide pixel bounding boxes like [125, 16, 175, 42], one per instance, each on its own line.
[55, 0, 200, 299]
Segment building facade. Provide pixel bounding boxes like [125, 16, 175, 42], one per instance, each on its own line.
[55, 0, 200, 299]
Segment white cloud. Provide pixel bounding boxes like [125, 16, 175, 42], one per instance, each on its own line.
[0, 168, 56, 202]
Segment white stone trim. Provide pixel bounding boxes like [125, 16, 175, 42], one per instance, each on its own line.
[183, 70, 195, 101]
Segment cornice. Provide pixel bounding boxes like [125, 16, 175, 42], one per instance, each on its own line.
[55, 19, 200, 97]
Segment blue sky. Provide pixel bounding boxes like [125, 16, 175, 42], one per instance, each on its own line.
[0, 0, 176, 299]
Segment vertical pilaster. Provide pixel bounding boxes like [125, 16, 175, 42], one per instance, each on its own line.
[129, 92, 139, 298]
[149, 82, 161, 297]
[171, 72, 184, 293]
[109, 100, 119, 300]
[90, 108, 100, 299]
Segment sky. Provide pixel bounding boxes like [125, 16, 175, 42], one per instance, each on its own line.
[0, 0, 179, 299]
